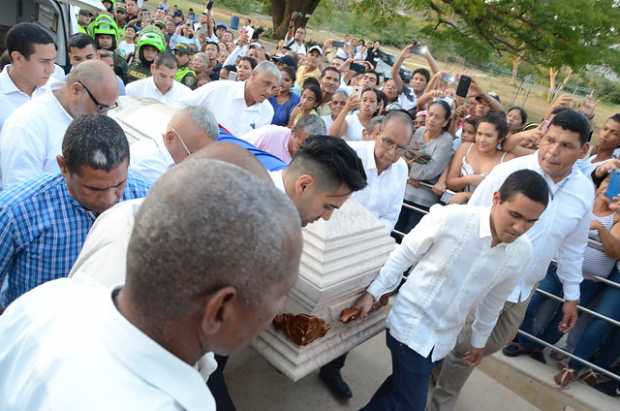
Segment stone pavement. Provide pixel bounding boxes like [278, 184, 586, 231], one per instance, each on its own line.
[226, 332, 542, 411]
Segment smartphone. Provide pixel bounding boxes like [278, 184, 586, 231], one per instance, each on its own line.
[350, 62, 366, 74]
[332, 40, 345, 48]
[539, 118, 552, 134]
[410, 40, 427, 55]
[606, 170, 620, 199]
[456, 75, 472, 98]
[228, 71, 238, 81]
[206, 0, 214, 10]
[441, 72, 457, 84]
[351, 86, 362, 97]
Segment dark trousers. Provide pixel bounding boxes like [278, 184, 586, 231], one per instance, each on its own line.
[321, 353, 348, 374]
[516, 264, 602, 351]
[207, 354, 236, 411]
[393, 202, 428, 243]
[360, 331, 436, 411]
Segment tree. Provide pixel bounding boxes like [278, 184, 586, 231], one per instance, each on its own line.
[353, 0, 620, 82]
[268, 0, 322, 39]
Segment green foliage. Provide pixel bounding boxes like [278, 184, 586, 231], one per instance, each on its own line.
[216, 0, 266, 14]
[353, 0, 620, 72]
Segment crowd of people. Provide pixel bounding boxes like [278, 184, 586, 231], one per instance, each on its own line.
[0, 1, 619, 410]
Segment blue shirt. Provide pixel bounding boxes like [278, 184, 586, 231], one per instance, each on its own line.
[217, 127, 287, 171]
[0, 173, 150, 307]
[268, 94, 300, 127]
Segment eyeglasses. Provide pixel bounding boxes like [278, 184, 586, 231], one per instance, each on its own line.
[380, 136, 409, 154]
[169, 127, 192, 157]
[331, 100, 347, 106]
[77, 81, 118, 113]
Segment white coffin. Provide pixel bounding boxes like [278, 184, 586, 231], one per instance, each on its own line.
[252, 199, 396, 381]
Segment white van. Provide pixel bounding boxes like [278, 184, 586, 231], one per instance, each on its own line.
[1, 0, 104, 70]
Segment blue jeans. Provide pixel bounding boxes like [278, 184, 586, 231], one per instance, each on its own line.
[569, 268, 620, 371]
[516, 264, 603, 351]
[360, 331, 436, 411]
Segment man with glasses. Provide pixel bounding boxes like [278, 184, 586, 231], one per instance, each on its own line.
[319, 110, 412, 400]
[129, 106, 219, 184]
[0, 60, 119, 189]
[0, 113, 149, 313]
[126, 52, 192, 106]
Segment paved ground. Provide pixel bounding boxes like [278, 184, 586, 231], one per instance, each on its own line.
[226, 333, 542, 411]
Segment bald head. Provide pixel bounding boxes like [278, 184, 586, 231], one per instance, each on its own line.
[62, 60, 119, 117]
[124, 160, 302, 346]
[190, 142, 270, 182]
[164, 106, 219, 164]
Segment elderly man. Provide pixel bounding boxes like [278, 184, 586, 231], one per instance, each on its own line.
[0, 159, 301, 410]
[129, 106, 219, 183]
[319, 110, 412, 399]
[431, 109, 595, 411]
[187, 61, 281, 136]
[126, 52, 192, 106]
[0, 114, 149, 310]
[0, 23, 57, 129]
[0, 60, 119, 189]
[241, 114, 326, 164]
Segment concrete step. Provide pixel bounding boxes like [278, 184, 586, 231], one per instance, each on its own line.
[479, 352, 620, 411]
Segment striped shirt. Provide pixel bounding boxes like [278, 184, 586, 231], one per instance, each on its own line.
[0, 173, 150, 307]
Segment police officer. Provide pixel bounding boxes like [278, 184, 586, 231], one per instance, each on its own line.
[127, 27, 166, 83]
[173, 43, 198, 90]
[89, 14, 128, 83]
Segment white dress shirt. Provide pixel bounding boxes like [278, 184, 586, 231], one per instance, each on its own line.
[0, 65, 50, 130]
[0, 277, 216, 411]
[469, 152, 594, 303]
[348, 141, 408, 232]
[269, 169, 286, 193]
[129, 137, 175, 184]
[68, 198, 218, 382]
[125, 77, 192, 107]
[186, 80, 274, 137]
[0, 91, 72, 188]
[367, 205, 532, 361]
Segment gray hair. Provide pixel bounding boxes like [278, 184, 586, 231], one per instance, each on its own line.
[384, 110, 414, 139]
[333, 88, 350, 99]
[293, 114, 326, 136]
[368, 115, 385, 133]
[62, 113, 129, 174]
[125, 160, 302, 321]
[181, 105, 219, 140]
[253, 60, 282, 83]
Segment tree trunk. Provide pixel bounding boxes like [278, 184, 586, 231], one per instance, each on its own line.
[511, 56, 521, 86]
[548, 67, 558, 102]
[271, 0, 321, 39]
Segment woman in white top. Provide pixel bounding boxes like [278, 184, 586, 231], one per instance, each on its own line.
[329, 88, 380, 141]
[117, 25, 137, 60]
[446, 113, 514, 204]
[321, 89, 348, 131]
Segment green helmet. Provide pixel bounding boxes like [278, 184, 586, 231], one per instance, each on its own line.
[89, 14, 121, 44]
[139, 25, 167, 46]
[137, 32, 166, 55]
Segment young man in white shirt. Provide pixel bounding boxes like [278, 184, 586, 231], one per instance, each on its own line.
[0, 23, 57, 129]
[431, 109, 595, 411]
[126, 52, 192, 107]
[0, 159, 303, 411]
[129, 106, 219, 183]
[285, 26, 307, 55]
[0, 60, 119, 189]
[357, 169, 549, 411]
[187, 61, 280, 137]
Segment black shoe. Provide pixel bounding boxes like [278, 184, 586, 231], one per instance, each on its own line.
[502, 342, 534, 357]
[319, 369, 353, 400]
[593, 380, 620, 397]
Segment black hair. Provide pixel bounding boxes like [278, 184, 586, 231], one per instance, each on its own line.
[507, 106, 528, 127]
[550, 109, 591, 145]
[62, 114, 130, 175]
[375, 89, 388, 114]
[291, 136, 367, 193]
[6, 23, 56, 61]
[204, 41, 220, 52]
[279, 65, 296, 83]
[610, 113, 620, 124]
[365, 70, 379, 84]
[222, 64, 236, 72]
[361, 87, 381, 116]
[302, 76, 320, 89]
[155, 52, 178, 69]
[499, 169, 549, 208]
[321, 66, 341, 82]
[302, 82, 322, 108]
[429, 99, 452, 131]
[464, 116, 479, 129]
[412, 68, 430, 83]
[68, 33, 96, 50]
[478, 112, 509, 142]
[238, 56, 257, 69]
